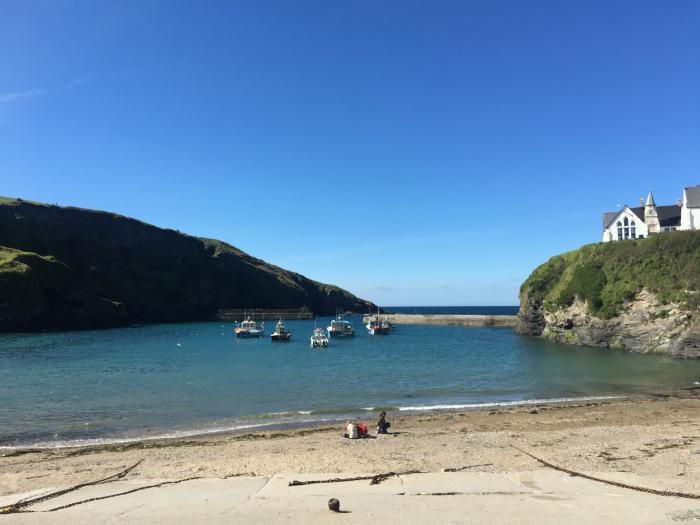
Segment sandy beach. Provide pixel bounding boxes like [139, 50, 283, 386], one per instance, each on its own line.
[2, 391, 699, 523]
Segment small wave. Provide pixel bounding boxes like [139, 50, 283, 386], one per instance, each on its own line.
[259, 411, 296, 418]
[308, 406, 398, 416]
[0, 417, 336, 451]
[261, 406, 394, 417]
[398, 395, 622, 412]
[260, 410, 314, 418]
[0, 396, 624, 451]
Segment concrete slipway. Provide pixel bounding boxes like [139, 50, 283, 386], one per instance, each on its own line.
[1, 470, 699, 524]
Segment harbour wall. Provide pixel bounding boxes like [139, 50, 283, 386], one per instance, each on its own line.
[217, 308, 314, 322]
[362, 314, 518, 328]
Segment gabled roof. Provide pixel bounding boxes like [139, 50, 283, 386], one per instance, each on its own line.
[602, 205, 681, 230]
[602, 206, 644, 230]
[629, 205, 681, 227]
[627, 206, 646, 223]
[685, 184, 700, 207]
[655, 205, 682, 227]
[602, 212, 618, 230]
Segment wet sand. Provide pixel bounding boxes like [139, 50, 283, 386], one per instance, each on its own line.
[2, 391, 699, 498]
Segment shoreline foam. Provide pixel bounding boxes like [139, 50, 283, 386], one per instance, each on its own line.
[2, 394, 699, 522]
[2, 394, 699, 500]
[0, 394, 624, 452]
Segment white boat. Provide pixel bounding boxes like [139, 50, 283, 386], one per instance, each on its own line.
[271, 319, 292, 341]
[310, 327, 329, 348]
[327, 310, 354, 338]
[234, 317, 264, 338]
[366, 316, 390, 335]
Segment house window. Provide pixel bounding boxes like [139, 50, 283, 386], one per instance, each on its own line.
[623, 217, 629, 239]
[617, 221, 623, 240]
[631, 220, 636, 239]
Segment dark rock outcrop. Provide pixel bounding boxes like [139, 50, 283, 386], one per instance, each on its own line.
[514, 298, 545, 336]
[674, 322, 700, 359]
[0, 199, 376, 332]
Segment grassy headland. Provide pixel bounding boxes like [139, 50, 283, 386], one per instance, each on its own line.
[0, 198, 376, 332]
[520, 231, 700, 319]
[516, 231, 700, 356]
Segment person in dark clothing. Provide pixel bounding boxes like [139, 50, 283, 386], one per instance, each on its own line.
[377, 411, 390, 434]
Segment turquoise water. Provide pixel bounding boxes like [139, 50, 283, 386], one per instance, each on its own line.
[1, 317, 699, 448]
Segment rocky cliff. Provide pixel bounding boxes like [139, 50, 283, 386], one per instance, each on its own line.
[0, 198, 377, 332]
[516, 231, 700, 358]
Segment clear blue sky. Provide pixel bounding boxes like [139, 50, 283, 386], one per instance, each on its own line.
[1, 1, 699, 306]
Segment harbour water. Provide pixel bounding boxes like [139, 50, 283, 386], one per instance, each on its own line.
[1, 314, 699, 449]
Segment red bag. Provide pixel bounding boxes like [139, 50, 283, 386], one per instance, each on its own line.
[357, 423, 367, 435]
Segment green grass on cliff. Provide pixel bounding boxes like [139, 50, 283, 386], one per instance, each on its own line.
[0, 196, 44, 205]
[520, 231, 700, 318]
[0, 199, 376, 331]
[0, 246, 50, 272]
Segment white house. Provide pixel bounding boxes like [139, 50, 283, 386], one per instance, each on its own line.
[602, 184, 700, 242]
[680, 185, 700, 231]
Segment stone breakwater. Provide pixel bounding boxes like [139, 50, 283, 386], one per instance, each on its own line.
[362, 314, 517, 327]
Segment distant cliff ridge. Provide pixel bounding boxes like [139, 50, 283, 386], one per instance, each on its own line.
[516, 231, 700, 358]
[0, 198, 377, 332]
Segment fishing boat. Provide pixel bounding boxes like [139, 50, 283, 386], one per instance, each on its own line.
[234, 317, 264, 338]
[366, 316, 390, 335]
[310, 327, 329, 348]
[326, 309, 354, 338]
[271, 319, 292, 341]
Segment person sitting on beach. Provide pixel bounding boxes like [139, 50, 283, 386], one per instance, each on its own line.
[357, 422, 368, 437]
[344, 420, 358, 439]
[377, 411, 390, 434]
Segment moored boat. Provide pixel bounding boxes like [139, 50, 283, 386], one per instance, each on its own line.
[327, 310, 354, 338]
[310, 327, 329, 348]
[271, 319, 292, 341]
[234, 317, 264, 338]
[366, 316, 390, 335]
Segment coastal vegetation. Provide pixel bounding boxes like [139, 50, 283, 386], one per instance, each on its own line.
[520, 231, 700, 319]
[0, 198, 376, 332]
[517, 231, 700, 357]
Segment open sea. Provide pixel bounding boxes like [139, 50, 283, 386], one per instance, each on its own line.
[1, 310, 699, 449]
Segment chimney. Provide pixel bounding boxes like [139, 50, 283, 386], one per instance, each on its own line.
[639, 196, 644, 206]
[677, 199, 682, 207]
